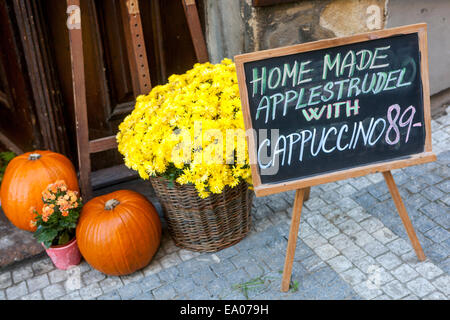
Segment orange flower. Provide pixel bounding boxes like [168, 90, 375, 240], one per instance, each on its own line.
[29, 220, 37, 228]
[42, 205, 54, 219]
[61, 210, 69, 217]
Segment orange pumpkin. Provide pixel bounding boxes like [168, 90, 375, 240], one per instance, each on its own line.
[76, 190, 162, 276]
[0, 150, 79, 231]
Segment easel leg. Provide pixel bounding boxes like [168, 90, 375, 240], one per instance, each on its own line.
[281, 188, 306, 292]
[304, 187, 311, 201]
[382, 171, 426, 261]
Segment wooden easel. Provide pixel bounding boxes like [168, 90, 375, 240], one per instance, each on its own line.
[234, 24, 435, 292]
[67, 0, 208, 200]
[281, 172, 425, 291]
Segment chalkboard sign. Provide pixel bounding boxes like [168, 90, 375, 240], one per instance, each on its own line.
[235, 24, 435, 197]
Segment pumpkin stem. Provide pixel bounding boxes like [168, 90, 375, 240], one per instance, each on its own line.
[28, 153, 42, 161]
[105, 199, 120, 210]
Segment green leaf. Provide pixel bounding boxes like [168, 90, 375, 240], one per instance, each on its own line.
[35, 228, 58, 245]
[58, 231, 70, 246]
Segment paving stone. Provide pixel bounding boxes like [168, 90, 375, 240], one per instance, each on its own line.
[404, 179, 426, 194]
[346, 207, 372, 223]
[307, 215, 340, 239]
[391, 264, 420, 283]
[58, 291, 82, 300]
[304, 197, 327, 211]
[160, 237, 178, 255]
[423, 291, 447, 300]
[140, 274, 162, 292]
[349, 176, 373, 190]
[0, 290, 4, 300]
[362, 240, 389, 258]
[339, 219, 363, 236]
[329, 233, 354, 251]
[207, 277, 234, 298]
[267, 197, 289, 212]
[323, 210, 350, 225]
[301, 255, 326, 272]
[82, 269, 106, 285]
[440, 257, 450, 274]
[48, 269, 68, 283]
[120, 271, 144, 285]
[302, 233, 328, 249]
[97, 291, 121, 300]
[406, 278, 435, 298]
[431, 213, 450, 230]
[295, 243, 314, 260]
[297, 221, 317, 239]
[424, 243, 448, 262]
[439, 194, 450, 207]
[191, 266, 217, 286]
[118, 282, 142, 300]
[373, 294, 391, 300]
[99, 277, 123, 294]
[230, 253, 258, 269]
[414, 215, 437, 233]
[27, 273, 49, 293]
[415, 261, 444, 280]
[353, 255, 377, 274]
[402, 294, 420, 300]
[142, 262, 162, 276]
[336, 184, 358, 196]
[178, 249, 201, 262]
[432, 275, 450, 295]
[42, 283, 66, 300]
[382, 280, 411, 299]
[184, 287, 213, 300]
[327, 255, 353, 273]
[31, 258, 54, 275]
[424, 227, 450, 243]
[372, 227, 398, 244]
[352, 230, 375, 247]
[170, 278, 196, 294]
[159, 251, 182, 269]
[133, 291, 155, 300]
[152, 284, 177, 300]
[12, 265, 33, 284]
[157, 266, 180, 283]
[376, 252, 402, 270]
[322, 277, 356, 300]
[244, 264, 265, 279]
[420, 202, 448, 221]
[21, 290, 44, 300]
[341, 244, 367, 261]
[422, 186, 445, 201]
[79, 283, 103, 300]
[341, 268, 367, 286]
[353, 281, 383, 300]
[336, 197, 360, 211]
[367, 173, 384, 184]
[354, 193, 378, 209]
[0, 271, 12, 289]
[6, 281, 28, 300]
[314, 244, 339, 261]
[367, 266, 394, 286]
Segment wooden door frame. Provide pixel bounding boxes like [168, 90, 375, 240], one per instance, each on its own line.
[10, 0, 70, 155]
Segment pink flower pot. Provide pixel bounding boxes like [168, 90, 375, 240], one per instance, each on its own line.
[43, 238, 81, 270]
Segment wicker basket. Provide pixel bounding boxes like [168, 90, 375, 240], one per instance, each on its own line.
[150, 176, 253, 252]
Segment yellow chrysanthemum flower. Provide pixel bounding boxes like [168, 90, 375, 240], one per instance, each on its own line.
[117, 59, 252, 198]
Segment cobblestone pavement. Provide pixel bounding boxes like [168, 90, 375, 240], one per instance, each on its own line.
[0, 108, 449, 301]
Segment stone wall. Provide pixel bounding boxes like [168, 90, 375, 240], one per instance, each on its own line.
[204, 0, 387, 62]
[203, 0, 449, 99]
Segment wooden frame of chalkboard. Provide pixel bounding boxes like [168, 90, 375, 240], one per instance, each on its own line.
[235, 23, 435, 197]
[235, 23, 436, 292]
